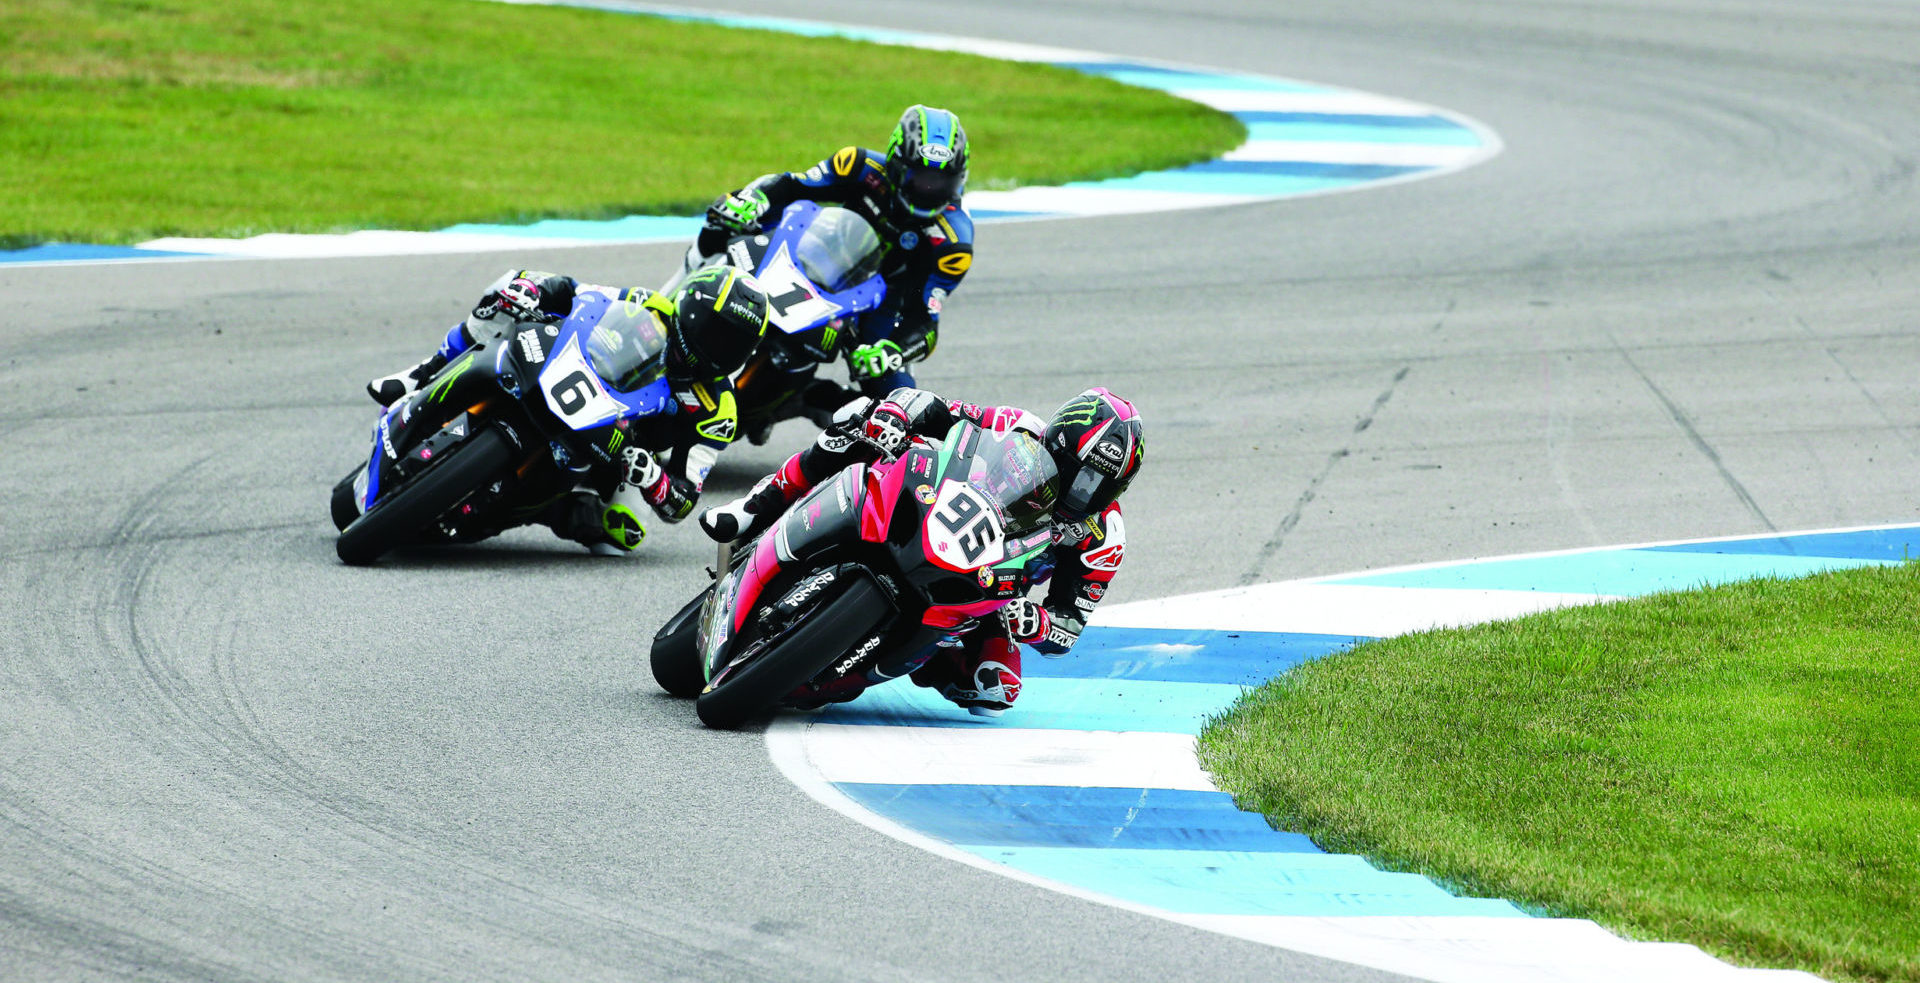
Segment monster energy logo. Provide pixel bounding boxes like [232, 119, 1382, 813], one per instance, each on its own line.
[1053, 395, 1101, 426]
[427, 353, 474, 404]
[607, 429, 625, 454]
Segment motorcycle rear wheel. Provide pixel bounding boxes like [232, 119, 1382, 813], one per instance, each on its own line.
[695, 577, 889, 729]
[335, 427, 511, 566]
[649, 586, 713, 698]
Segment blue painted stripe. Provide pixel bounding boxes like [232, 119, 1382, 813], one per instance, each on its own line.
[1244, 120, 1484, 145]
[1052, 63, 1324, 93]
[0, 243, 208, 263]
[1328, 548, 1898, 595]
[1644, 527, 1920, 562]
[1181, 159, 1431, 180]
[1233, 111, 1461, 129]
[1041, 627, 1362, 685]
[837, 783, 1319, 852]
[961, 845, 1529, 917]
[1074, 170, 1362, 196]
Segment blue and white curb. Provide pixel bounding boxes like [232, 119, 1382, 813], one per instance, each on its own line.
[769, 524, 1920, 982]
[0, 2, 1497, 266]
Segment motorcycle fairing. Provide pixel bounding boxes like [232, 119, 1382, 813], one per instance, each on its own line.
[756, 201, 888, 339]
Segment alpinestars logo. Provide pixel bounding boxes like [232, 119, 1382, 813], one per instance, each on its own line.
[699, 416, 738, 442]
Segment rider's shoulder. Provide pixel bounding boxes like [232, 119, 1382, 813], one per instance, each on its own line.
[812, 146, 887, 179]
[929, 202, 974, 243]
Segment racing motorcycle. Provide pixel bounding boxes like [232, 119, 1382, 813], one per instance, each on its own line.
[330, 289, 677, 564]
[666, 200, 889, 443]
[649, 419, 1058, 729]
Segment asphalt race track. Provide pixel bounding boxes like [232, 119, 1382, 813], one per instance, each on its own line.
[5, 1, 1920, 980]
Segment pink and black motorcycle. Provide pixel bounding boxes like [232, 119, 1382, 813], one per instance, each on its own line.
[649, 419, 1058, 729]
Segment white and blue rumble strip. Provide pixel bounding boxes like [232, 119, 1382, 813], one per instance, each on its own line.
[0, 3, 1496, 265]
[773, 526, 1909, 982]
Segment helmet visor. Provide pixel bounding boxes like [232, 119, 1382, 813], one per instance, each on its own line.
[1057, 464, 1112, 521]
[901, 166, 962, 212]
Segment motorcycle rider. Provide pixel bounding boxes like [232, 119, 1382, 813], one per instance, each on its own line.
[698, 386, 1143, 716]
[689, 104, 974, 424]
[366, 266, 771, 554]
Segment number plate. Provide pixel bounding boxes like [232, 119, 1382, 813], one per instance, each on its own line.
[758, 245, 837, 332]
[538, 337, 624, 430]
[925, 480, 1005, 570]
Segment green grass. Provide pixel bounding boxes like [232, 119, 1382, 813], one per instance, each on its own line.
[1199, 564, 1920, 983]
[0, 0, 1244, 245]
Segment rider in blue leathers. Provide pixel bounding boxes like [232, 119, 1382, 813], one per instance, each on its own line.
[687, 105, 975, 431]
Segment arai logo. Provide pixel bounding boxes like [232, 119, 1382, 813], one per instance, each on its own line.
[921, 144, 954, 164]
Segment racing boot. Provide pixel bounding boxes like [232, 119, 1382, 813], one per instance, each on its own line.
[912, 638, 1024, 718]
[367, 351, 447, 407]
[698, 474, 789, 544]
[544, 490, 646, 556]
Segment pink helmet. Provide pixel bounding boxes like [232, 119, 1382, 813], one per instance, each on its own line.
[1041, 388, 1145, 521]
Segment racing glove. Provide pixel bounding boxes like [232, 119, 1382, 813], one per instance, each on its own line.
[621, 447, 677, 519]
[861, 398, 912, 456]
[1032, 609, 1083, 657]
[707, 189, 770, 233]
[849, 340, 905, 380]
[999, 598, 1052, 647]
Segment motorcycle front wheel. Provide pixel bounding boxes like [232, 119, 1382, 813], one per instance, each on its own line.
[649, 586, 714, 698]
[335, 427, 511, 566]
[694, 577, 890, 730]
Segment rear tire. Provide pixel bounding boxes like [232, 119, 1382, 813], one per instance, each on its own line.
[695, 577, 890, 729]
[650, 586, 713, 698]
[335, 428, 512, 566]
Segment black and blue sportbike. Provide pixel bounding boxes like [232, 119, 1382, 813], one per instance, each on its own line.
[330, 288, 676, 564]
[670, 200, 889, 442]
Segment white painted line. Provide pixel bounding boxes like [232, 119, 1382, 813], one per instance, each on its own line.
[1169, 88, 1439, 116]
[1094, 583, 1618, 637]
[1170, 914, 1825, 983]
[796, 723, 1214, 790]
[1223, 140, 1485, 166]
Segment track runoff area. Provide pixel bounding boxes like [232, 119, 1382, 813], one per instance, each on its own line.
[4, 4, 1845, 982]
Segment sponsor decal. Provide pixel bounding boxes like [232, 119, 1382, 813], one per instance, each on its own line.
[804, 164, 826, 181]
[418, 447, 434, 461]
[921, 144, 954, 164]
[927, 288, 946, 315]
[832, 146, 858, 176]
[543, 323, 558, 337]
[936, 252, 972, 277]
[698, 415, 737, 443]
[834, 632, 883, 675]
[1084, 583, 1106, 602]
[1083, 542, 1125, 571]
[1094, 440, 1123, 464]
[915, 483, 937, 505]
[978, 566, 996, 588]
[378, 417, 397, 460]
[835, 474, 852, 513]
[898, 230, 919, 250]
[516, 328, 545, 364]
[728, 242, 754, 269]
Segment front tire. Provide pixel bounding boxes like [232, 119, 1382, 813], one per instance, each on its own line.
[695, 577, 890, 729]
[650, 586, 713, 698]
[335, 428, 512, 565]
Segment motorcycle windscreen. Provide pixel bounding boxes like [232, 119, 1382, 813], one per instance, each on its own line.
[583, 301, 670, 393]
[794, 207, 884, 292]
[921, 425, 1058, 572]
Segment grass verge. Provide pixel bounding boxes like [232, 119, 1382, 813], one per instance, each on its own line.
[0, 0, 1244, 245]
[1199, 563, 1920, 983]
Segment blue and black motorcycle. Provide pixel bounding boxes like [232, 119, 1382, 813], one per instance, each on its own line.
[330, 288, 676, 565]
[669, 201, 889, 443]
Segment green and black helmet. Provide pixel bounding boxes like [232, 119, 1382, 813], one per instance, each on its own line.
[885, 105, 969, 221]
[667, 267, 770, 380]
